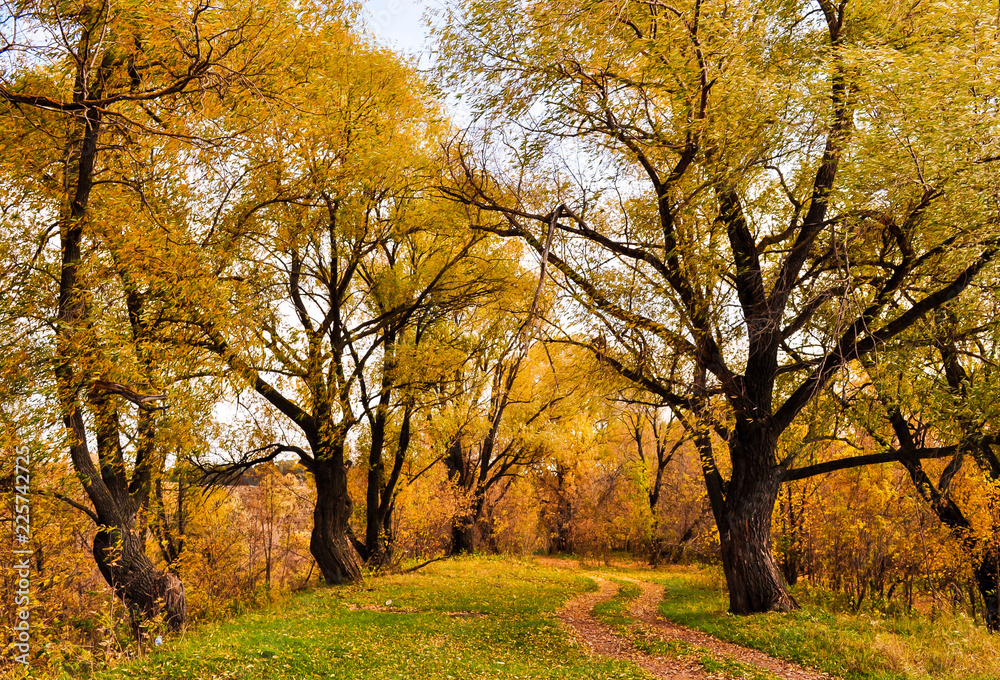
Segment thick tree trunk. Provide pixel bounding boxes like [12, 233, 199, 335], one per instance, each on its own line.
[718, 430, 797, 614]
[451, 494, 484, 555]
[451, 515, 476, 554]
[975, 545, 1000, 632]
[310, 456, 361, 584]
[93, 525, 186, 632]
[445, 438, 476, 554]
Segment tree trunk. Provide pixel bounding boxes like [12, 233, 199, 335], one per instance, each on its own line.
[975, 545, 1000, 632]
[718, 430, 797, 614]
[451, 493, 483, 555]
[310, 455, 361, 584]
[778, 486, 803, 586]
[445, 438, 476, 554]
[550, 465, 572, 554]
[364, 456, 388, 566]
[93, 525, 186, 633]
[451, 515, 476, 554]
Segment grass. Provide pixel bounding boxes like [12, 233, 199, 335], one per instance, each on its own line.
[65, 556, 653, 680]
[49, 557, 1000, 680]
[591, 578, 642, 628]
[647, 566, 1000, 680]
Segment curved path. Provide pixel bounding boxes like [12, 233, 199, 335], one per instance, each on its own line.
[558, 575, 709, 679]
[620, 576, 833, 680]
[551, 561, 836, 680]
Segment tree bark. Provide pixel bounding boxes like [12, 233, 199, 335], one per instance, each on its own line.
[51, 97, 189, 632]
[549, 464, 572, 554]
[451, 519, 475, 555]
[84, 397, 189, 631]
[717, 429, 797, 614]
[445, 438, 476, 554]
[310, 449, 361, 584]
[93, 526, 186, 632]
[975, 545, 1000, 632]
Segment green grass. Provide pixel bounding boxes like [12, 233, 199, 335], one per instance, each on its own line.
[591, 578, 642, 628]
[49, 558, 1000, 680]
[647, 566, 1000, 680]
[66, 557, 653, 680]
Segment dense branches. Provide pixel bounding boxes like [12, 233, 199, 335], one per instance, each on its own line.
[437, 0, 1000, 613]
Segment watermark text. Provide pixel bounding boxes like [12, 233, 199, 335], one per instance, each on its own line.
[12, 445, 31, 669]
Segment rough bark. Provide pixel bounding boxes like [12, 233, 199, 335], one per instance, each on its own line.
[94, 526, 186, 632]
[51, 96, 188, 631]
[451, 519, 476, 555]
[715, 428, 797, 614]
[445, 438, 476, 554]
[310, 445, 362, 584]
[974, 546, 1000, 632]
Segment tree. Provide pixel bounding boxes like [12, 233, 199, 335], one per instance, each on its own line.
[0, 0, 286, 629]
[184, 31, 496, 582]
[615, 397, 693, 563]
[438, 305, 584, 554]
[437, 0, 1000, 613]
[353, 236, 505, 567]
[828, 308, 1000, 630]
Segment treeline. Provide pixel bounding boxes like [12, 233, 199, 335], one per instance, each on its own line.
[2, 401, 996, 674]
[4, 0, 1000, 674]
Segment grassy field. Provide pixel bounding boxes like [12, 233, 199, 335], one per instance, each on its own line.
[54, 556, 1000, 680]
[66, 557, 647, 680]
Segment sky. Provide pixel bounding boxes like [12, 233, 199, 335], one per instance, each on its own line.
[361, 0, 436, 58]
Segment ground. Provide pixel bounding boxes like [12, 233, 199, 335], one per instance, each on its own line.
[64, 556, 1000, 680]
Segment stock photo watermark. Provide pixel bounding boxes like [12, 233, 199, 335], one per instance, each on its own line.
[12, 445, 31, 669]
[370, 0, 404, 32]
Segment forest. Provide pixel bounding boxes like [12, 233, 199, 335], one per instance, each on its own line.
[3, 0, 1000, 678]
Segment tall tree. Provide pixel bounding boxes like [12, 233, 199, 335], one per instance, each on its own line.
[443, 333, 587, 553]
[437, 0, 1000, 613]
[186, 33, 495, 582]
[615, 397, 692, 562]
[354, 265, 505, 566]
[0, 0, 284, 628]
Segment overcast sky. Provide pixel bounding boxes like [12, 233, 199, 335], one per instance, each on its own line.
[362, 0, 436, 58]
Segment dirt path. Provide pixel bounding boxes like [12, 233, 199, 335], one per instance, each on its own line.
[549, 559, 836, 680]
[620, 576, 833, 680]
[558, 575, 710, 679]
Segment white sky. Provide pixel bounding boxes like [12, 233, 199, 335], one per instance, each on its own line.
[362, 0, 436, 58]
